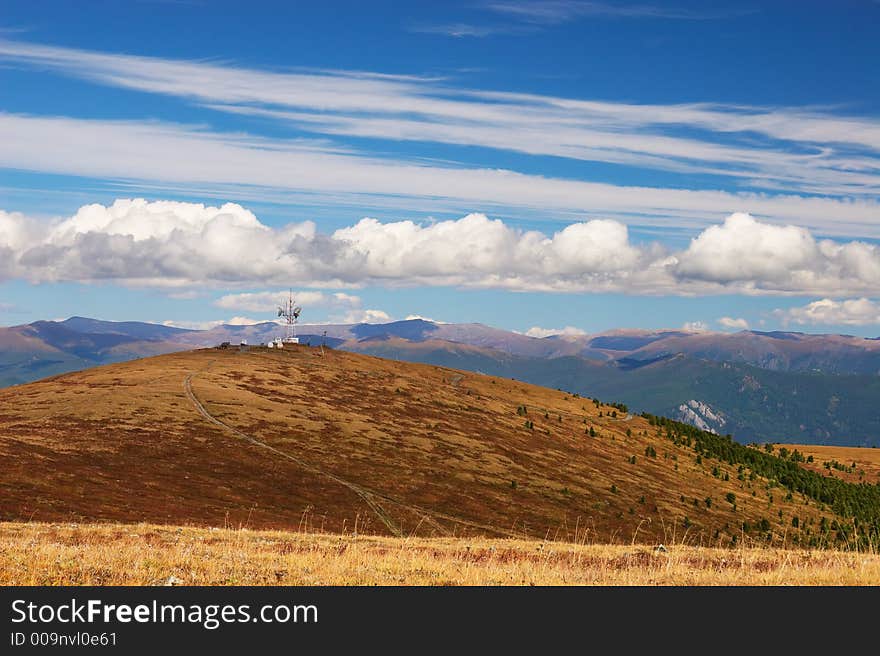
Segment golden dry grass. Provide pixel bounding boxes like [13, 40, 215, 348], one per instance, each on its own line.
[2, 522, 878, 586]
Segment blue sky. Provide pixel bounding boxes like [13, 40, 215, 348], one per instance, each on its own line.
[1, 0, 879, 336]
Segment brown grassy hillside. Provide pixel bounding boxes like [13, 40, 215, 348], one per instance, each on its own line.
[0, 345, 836, 546]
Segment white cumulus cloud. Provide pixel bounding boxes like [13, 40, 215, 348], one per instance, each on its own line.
[331, 213, 642, 288]
[342, 309, 392, 324]
[775, 298, 880, 326]
[524, 326, 587, 338]
[672, 213, 880, 295]
[717, 316, 749, 330]
[682, 321, 710, 332]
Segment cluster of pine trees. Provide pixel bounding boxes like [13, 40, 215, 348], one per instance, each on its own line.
[643, 413, 880, 550]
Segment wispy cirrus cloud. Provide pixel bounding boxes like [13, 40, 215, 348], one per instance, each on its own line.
[407, 22, 524, 38]
[2, 112, 880, 238]
[410, 2, 752, 39]
[484, 1, 750, 23]
[0, 38, 879, 206]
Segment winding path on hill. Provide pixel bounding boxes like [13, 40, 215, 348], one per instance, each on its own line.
[183, 363, 518, 539]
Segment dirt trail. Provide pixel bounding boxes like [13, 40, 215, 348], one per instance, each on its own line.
[184, 364, 516, 538]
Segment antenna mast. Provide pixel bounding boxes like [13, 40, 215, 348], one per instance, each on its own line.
[277, 289, 302, 343]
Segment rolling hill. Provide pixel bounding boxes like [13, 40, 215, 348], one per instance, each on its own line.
[2, 316, 880, 445]
[2, 343, 878, 548]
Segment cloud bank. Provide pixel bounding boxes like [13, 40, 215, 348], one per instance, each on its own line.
[2, 200, 879, 297]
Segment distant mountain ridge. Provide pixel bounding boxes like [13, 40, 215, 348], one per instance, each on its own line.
[60, 316, 194, 341]
[1, 316, 879, 445]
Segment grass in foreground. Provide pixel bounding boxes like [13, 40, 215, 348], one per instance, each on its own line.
[2, 522, 879, 586]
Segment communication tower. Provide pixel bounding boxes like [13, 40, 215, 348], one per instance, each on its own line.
[277, 290, 302, 344]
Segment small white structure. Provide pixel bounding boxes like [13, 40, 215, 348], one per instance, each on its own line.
[240, 339, 248, 346]
[267, 341, 274, 349]
[273, 337, 284, 349]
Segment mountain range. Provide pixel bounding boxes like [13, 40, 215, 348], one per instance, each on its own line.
[1, 316, 879, 446]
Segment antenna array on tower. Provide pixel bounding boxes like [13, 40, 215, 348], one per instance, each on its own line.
[277, 289, 301, 344]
